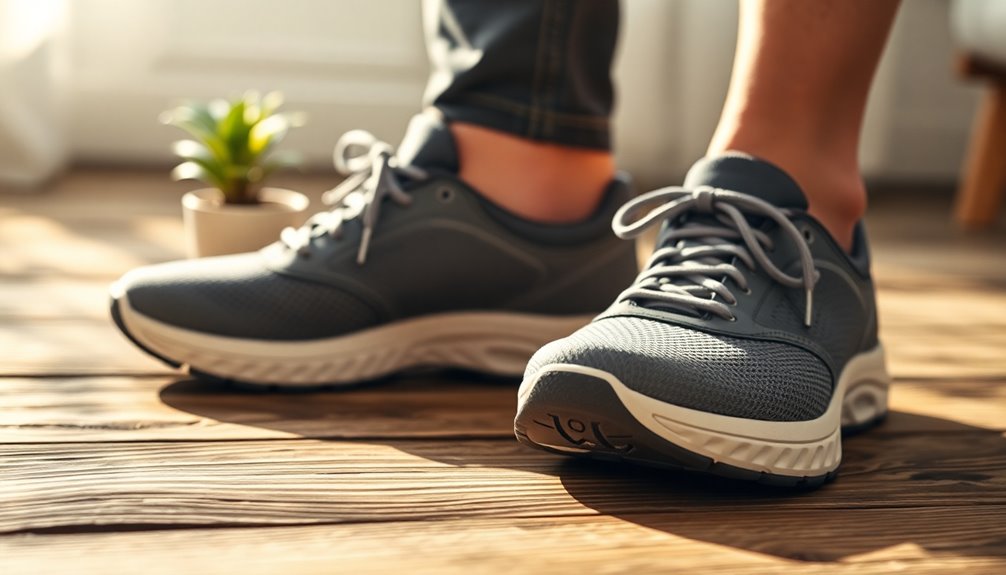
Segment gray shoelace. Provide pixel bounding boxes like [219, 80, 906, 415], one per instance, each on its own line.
[280, 130, 427, 264]
[612, 185, 819, 326]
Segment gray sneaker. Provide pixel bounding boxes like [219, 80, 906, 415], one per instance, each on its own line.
[110, 118, 637, 388]
[515, 155, 890, 487]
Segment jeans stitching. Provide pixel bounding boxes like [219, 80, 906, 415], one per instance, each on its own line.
[541, 0, 571, 141]
[528, 0, 554, 140]
[457, 93, 610, 129]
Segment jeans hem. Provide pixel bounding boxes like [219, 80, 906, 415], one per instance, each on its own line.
[436, 99, 612, 151]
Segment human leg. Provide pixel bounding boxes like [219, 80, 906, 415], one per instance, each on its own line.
[708, 0, 901, 250]
[452, 124, 614, 222]
[516, 0, 901, 486]
[405, 0, 620, 223]
[110, 0, 638, 386]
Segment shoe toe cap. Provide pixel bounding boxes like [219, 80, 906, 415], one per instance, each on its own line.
[526, 316, 833, 422]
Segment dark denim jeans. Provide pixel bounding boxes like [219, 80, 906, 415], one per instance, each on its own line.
[423, 0, 619, 151]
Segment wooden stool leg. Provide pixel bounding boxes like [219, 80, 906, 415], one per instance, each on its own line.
[956, 84, 1006, 229]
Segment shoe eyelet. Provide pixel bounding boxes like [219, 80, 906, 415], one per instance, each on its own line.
[437, 187, 455, 203]
[726, 314, 737, 322]
[801, 226, 815, 244]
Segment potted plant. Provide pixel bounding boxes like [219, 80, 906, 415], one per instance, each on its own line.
[162, 91, 310, 258]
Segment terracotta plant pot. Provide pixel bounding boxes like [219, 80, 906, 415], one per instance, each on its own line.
[181, 188, 310, 258]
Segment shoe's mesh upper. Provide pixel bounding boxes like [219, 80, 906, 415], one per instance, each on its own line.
[526, 316, 833, 422]
[762, 266, 872, 372]
[124, 253, 380, 340]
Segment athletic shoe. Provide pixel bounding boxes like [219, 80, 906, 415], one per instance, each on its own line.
[515, 155, 890, 487]
[109, 115, 638, 388]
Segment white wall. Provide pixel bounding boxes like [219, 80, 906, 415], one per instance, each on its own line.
[864, 0, 982, 180]
[1, 0, 982, 187]
[618, 0, 982, 186]
[0, 0, 67, 186]
[65, 0, 426, 168]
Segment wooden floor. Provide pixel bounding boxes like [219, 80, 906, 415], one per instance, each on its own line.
[2, 171, 1005, 574]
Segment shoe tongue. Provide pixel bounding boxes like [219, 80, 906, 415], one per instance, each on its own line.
[395, 110, 459, 173]
[683, 154, 808, 210]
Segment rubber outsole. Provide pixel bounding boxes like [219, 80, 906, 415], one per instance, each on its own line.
[113, 295, 422, 390]
[113, 295, 453, 391]
[110, 295, 181, 369]
[114, 294, 369, 390]
[515, 369, 886, 488]
[111, 293, 587, 390]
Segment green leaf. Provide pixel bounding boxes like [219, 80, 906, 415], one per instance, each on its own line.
[242, 90, 262, 126]
[171, 140, 229, 186]
[248, 115, 289, 156]
[171, 139, 212, 161]
[220, 99, 254, 165]
[164, 103, 217, 131]
[161, 91, 303, 204]
[170, 161, 228, 192]
[162, 104, 230, 164]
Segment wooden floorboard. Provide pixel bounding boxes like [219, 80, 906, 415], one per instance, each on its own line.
[3, 431, 1005, 535]
[0, 319, 172, 377]
[0, 375, 520, 442]
[1, 171, 1004, 573]
[2, 508, 1005, 575]
[0, 376, 1003, 443]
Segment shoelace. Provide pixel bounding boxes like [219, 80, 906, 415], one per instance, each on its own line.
[612, 186, 819, 326]
[280, 130, 427, 264]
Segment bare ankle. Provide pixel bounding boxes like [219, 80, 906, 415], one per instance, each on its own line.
[710, 138, 865, 251]
[804, 172, 867, 252]
[450, 123, 614, 223]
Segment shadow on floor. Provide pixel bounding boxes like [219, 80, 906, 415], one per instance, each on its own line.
[159, 375, 1006, 563]
[553, 417, 1006, 561]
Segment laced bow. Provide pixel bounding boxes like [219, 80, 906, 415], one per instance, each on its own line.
[612, 185, 819, 326]
[280, 130, 427, 264]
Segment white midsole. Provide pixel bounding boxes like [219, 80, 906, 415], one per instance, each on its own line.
[115, 291, 593, 385]
[518, 345, 890, 477]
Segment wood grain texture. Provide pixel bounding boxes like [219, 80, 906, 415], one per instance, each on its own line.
[878, 282, 1006, 378]
[2, 432, 1005, 534]
[0, 320, 172, 376]
[2, 171, 1005, 573]
[2, 507, 1005, 575]
[0, 278, 117, 320]
[0, 376, 1003, 443]
[0, 375, 520, 442]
